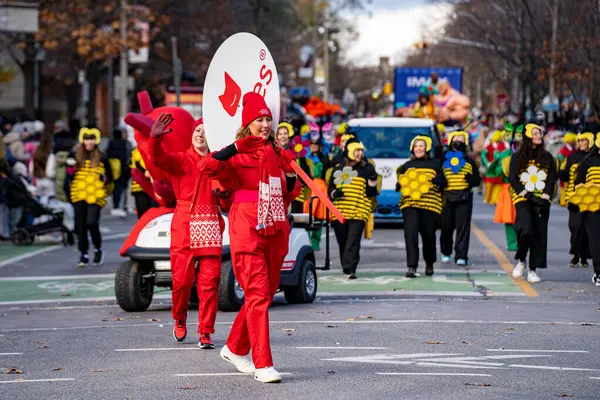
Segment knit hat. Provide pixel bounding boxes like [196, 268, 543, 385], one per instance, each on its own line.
[241, 92, 272, 127]
[192, 118, 204, 132]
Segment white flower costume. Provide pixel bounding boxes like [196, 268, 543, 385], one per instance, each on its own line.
[520, 165, 547, 193]
[333, 166, 358, 185]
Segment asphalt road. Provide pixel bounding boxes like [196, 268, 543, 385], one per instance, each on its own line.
[0, 200, 599, 399]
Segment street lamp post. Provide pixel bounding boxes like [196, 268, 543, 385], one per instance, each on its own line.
[119, 0, 128, 124]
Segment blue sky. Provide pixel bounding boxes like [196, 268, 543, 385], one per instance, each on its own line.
[342, 0, 452, 66]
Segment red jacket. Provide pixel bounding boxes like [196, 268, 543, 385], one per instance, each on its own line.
[148, 136, 224, 256]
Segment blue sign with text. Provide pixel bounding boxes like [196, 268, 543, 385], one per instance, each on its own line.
[394, 67, 463, 110]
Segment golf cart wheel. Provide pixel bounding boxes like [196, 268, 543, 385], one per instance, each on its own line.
[11, 229, 33, 246]
[115, 260, 154, 312]
[284, 260, 317, 304]
[218, 258, 243, 312]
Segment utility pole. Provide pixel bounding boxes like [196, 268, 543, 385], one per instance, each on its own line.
[119, 0, 128, 124]
[312, 0, 318, 97]
[323, 22, 329, 103]
[107, 56, 114, 130]
[549, 0, 558, 99]
[171, 36, 181, 107]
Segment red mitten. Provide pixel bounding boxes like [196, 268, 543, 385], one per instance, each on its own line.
[235, 136, 264, 153]
[280, 149, 296, 174]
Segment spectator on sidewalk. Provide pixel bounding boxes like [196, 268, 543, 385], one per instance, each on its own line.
[107, 126, 131, 217]
[52, 120, 72, 154]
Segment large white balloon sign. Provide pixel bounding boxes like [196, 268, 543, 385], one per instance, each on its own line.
[203, 32, 281, 152]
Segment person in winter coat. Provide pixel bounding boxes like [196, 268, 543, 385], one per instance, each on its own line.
[509, 124, 557, 283]
[328, 139, 379, 278]
[199, 92, 301, 383]
[3, 130, 30, 163]
[397, 136, 447, 277]
[558, 132, 593, 268]
[481, 130, 507, 205]
[557, 133, 578, 207]
[69, 127, 113, 268]
[440, 131, 481, 266]
[29, 133, 75, 234]
[305, 134, 332, 250]
[574, 132, 600, 287]
[106, 126, 131, 217]
[148, 116, 224, 349]
[52, 120, 73, 154]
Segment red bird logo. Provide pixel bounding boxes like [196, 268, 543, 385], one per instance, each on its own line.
[219, 72, 242, 117]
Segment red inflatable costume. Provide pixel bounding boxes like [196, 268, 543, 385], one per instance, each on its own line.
[200, 93, 301, 374]
[125, 92, 225, 347]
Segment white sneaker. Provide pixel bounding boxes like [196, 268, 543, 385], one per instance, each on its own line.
[254, 366, 282, 383]
[592, 273, 600, 287]
[527, 270, 541, 283]
[441, 255, 451, 263]
[220, 345, 256, 373]
[512, 261, 526, 278]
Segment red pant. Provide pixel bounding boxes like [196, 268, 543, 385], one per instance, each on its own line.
[171, 206, 221, 334]
[225, 203, 289, 368]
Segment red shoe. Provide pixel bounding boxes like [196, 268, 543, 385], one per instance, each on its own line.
[199, 333, 214, 349]
[173, 320, 187, 342]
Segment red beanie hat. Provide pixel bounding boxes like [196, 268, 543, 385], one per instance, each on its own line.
[192, 118, 203, 131]
[241, 92, 272, 127]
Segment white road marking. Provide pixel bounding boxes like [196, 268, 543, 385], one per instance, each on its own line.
[0, 353, 22, 356]
[1, 319, 595, 333]
[510, 364, 600, 372]
[0, 246, 62, 268]
[0, 274, 115, 281]
[415, 362, 506, 369]
[0, 378, 75, 384]
[590, 377, 600, 380]
[0, 294, 171, 306]
[377, 372, 492, 377]
[297, 347, 386, 350]
[115, 348, 199, 352]
[487, 349, 588, 353]
[0, 233, 127, 269]
[175, 373, 291, 377]
[317, 291, 524, 297]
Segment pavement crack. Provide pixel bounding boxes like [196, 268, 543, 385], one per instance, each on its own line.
[465, 269, 490, 298]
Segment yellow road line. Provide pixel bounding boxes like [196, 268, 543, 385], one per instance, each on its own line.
[471, 223, 539, 297]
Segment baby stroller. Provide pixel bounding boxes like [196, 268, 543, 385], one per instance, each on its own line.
[0, 171, 75, 246]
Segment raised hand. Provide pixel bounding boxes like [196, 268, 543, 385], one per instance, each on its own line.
[235, 136, 264, 153]
[150, 113, 174, 138]
[280, 149, 297, 174]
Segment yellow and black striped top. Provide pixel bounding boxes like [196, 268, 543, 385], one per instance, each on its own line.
[443, 158, 475, 192]
[559, 150, 589, 204]
[398, 159, 445, 215]
[70, 159, 108, 207]
[508, 152, 557, 206]
[329, 162, 379, 222]
[130, 148, 145, 193]
[585, 166, 600, 184]
[574, 153, 600, 190]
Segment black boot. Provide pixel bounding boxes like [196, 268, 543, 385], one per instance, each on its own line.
[425, 264, 435, 276]
[580, 259, 589, 268]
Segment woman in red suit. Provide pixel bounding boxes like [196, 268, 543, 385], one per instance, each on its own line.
[148, 117, 224, 349]
[200, 92, 300, 383]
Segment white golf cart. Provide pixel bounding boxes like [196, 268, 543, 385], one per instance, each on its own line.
[115, 198, 331, 312]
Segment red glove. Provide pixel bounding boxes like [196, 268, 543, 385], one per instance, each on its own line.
[280, 149, 296, 174]
[235, 136, 264, 153]
[150, 113, 174, 138]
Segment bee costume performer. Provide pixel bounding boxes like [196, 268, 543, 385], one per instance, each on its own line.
[396, 136, 447, 278]
[508, 123, 557, 283]
[70, 127, 114, 267]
